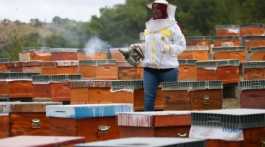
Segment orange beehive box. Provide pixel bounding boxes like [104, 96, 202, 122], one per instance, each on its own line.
[22, 61, 42, 73]
[214, 36, 241, 47]
[178, 60, 197, 80]
[55, 60, 79, 75]
[8, 80, 33, 99]
[32, 76, 51, 99]
[79, 60, 97, 79]
[196, 61, 218, 81]
[239, 80, 265, 109]
[95, 60, 118, 80]
[49, 75, 81, 103]
[70, 80, 164, 111]
[242, 61, 265, 80]
[0, 80, 9, 98]
[249, 47, 265, 61]
[212, 46, 246, 62]
[95, 52, 108, 60]
[240, 24, 265, 37]
[186, 36, 211, 46]
[77, 52, 91, 61]
[7, 62, 23, 72]
[110, 48, 125, 62]
[178, 46, 209, 61]
[50, 48, 79, 61]
[162, 81, 223, 110]
[0, 113, 9, 138]
[117, 62, 143, 80]
[0, 59, 9, 72]
[118, 111, 191, 138]
[215, 25, 240, 37]
[30, 51, 51, 61]
[243, 36, 265, 50]
[216, 60, 240, 84]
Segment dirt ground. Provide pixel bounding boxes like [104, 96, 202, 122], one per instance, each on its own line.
[223, 98, 240, 108]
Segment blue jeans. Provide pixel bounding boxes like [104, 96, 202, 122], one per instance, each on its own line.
[143, 68, 178, 111]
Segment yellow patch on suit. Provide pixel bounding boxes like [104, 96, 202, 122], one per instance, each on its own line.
[160, 28, 173, 38]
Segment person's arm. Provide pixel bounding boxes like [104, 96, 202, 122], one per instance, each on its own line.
[163, 24, 186, 55]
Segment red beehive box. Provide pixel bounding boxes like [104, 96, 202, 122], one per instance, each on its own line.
[56, 60, 79, 75]
[50, 48, 79, 61]
[46, 104, 133, 142]
[240, 24, 265, 37]
[189, 81, 223, 110]
[216, 60, 240, 84]
[160, 81, 191, 110]
[178, 46, 209, 61]
[22, 61, 42, 73]
[49, 75, 81, 103]
[249, 47, 265, 61]
[0, 113, 9, 138]
[178, 60, 197, 80]
[243, 36, 265, 50]
[7, 62, 23, 72]
[118, 111, 191, 138]
[212, 46, 246, 62]
[187, 36, 211, 46]
[0, 80, 9, 98]
[79, 60, 97, 79]
[8, 80, 33, 99]
[239, 80, 265, 109]
[0, 61, 9, 72]
[215, 25, 240, 37]
[117, 62, 143, 80]
[110, 48, 125, 62]
[32, 75, 51, 99]
[214, 36, 241, 47]
[0, 102, 61, 136]
[70, 80, 89, 104]
[95, 60, 118, 80]
[196, 61, 218, 81]
[242, 61, 265, 80]
[0, 136, 85, 147]
[30, 51, 51, 61]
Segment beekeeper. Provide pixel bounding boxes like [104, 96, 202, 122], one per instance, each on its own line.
[122, 0, 186, 111]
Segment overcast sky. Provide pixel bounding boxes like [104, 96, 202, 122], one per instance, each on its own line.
[0, 0, 125, 22]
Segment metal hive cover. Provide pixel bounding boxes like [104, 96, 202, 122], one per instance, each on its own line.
[239, 80, 265, 90]
[212, 47, 245, 52]
[178, 60, 197, 65]
[0, 72, 39, 80]
[251, 47, 265, 52]
[76, 137, 205, 147]
[242, 61, 265, 69]
[70, 80, 112, 88]
[192, 109, 265, 129]
[161, 81, 223, 91]
[111, 80, 143, 91]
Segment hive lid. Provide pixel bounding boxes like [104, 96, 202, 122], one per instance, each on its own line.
[162, 81, 223, 90]
[76, 137, 205, 147]
[178, 60, 197, 65]
[46, 104, 133, 119]
[191, 109, 265, 129]
[33, 75, 81, 82]
[239, 80, 265, 90]
[111, 80, 143, 91]
[70, 80, 113, 88]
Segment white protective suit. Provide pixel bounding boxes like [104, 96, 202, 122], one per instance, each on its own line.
[143, 4, 186, 69]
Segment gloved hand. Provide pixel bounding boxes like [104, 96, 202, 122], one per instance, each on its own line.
[119, 44, 144, 66]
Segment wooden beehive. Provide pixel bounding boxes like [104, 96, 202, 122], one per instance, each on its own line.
[55, 60, 79, 75]
[0, 136, 85, 147]
[117, 62, 143, 80]
[50, 48, 79, 61]
[0, 61, 9, 72]
[30, 51, 51, 61]
[79, 60, 97, 79]
[22, 61, 42, 73]
[96, 60, 118, 80]
[49, 75, 81, 103]
[110, 48, 125, 62]
[191, 109, 265, 147]
[178, 46, 209, 61]
[7, 62, 23, 72]
[214, 36, 241, 47]
[240, 24, 265, 37]
[215, 25, 240, 37]
[0, 113, 9, 138]
[216, 60, 240, 84]
[178, 60, 197, 80]
[0, 102, 61, 136]
[212, 46, 246, 62]
[242, 61, 265, 80]
[118, 111, 191, 138]
[0, 80, 9, 98]
[243, 36, 265, 50]
[239, 80, 265, 109]
[249, 47, 265, 61]
[196, 61, 218, 81]
[46, 104, 133, 142]
[186, 36, 211, 46]
[32, 75, 51, 99]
